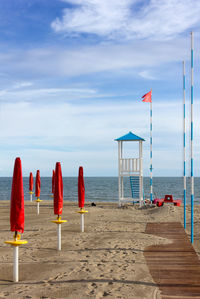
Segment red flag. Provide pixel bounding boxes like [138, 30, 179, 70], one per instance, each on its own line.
[10, 157, 24, 233]
[35, 170, 41, 198]
[78, 166, 85, 208]
[52, 169, 55, 194]
[54, 162, 63, 215]
[29, 172, 33, 191]
[142, 90, 152, 103]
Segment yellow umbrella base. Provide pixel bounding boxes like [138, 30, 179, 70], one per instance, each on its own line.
[4, 240, 28, 246]
[35, 199, 43, 202]
[77, 210, 88, 214]
[51, 219, 67, 224]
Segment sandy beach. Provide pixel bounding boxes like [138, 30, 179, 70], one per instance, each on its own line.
[0, 201, 200, 299]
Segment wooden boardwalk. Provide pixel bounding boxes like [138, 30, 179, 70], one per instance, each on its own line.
[144, 222, 200, 298]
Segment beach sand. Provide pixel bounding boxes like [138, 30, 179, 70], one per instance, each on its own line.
[0, 200, 200, 299]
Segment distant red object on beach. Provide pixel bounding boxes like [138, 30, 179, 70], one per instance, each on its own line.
[153, 194, 182, 207]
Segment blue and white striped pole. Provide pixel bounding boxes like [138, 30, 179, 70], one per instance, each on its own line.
[183, 61, 186, 229]
[190, 32, 194, 243]
[150, 91, 153, 203]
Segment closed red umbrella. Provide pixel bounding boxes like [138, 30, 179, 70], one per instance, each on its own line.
[78, 166, 85, 209]
[35, 170, 40, 198]
[10, 157, 24, 234]
[77, 166, 88, 233]
[52, 162, 66, 250]
[52, 169, 55, 194]
[5, 157, 27, 282]
[54, 162, 63, 216]
[29, 172, 33, 192]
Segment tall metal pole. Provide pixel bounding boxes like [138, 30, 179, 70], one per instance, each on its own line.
[183, 61, 186, 229]
[150, 91, 153, 203]
[118, 141, 121, 207]
[190, 32, 194, 243]
[139, 140, 143, 206]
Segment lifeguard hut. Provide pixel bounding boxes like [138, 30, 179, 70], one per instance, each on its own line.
[115, 132, 145, 207]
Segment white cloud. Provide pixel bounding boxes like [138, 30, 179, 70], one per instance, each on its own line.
[0, 81, 33, 97]
[13, 82, 33, 89]
[0, 38, 189, 80]
[139, 70, 157, 80]
[0, 85, 98, 103]
[52, 0, 133, 37]
[52, 0, 200, 40]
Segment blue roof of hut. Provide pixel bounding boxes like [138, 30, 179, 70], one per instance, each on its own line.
[115, 131, 145, 141]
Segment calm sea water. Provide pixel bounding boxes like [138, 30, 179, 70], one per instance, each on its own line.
[0, 177, 200, 204]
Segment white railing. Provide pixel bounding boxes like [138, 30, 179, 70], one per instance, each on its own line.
[120, 158, 140, 173]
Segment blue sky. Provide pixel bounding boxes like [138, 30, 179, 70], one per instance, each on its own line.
[1, 0, 200, 176]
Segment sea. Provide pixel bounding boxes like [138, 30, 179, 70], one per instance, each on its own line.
[0, 177, 200, 204]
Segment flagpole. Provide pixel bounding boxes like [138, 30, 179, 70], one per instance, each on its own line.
[150, 90, 153, 203]
[190, 32, 194, 243]
[183, 61, 186, 229]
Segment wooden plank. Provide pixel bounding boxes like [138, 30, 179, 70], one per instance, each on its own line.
[144, 222, 200, 298]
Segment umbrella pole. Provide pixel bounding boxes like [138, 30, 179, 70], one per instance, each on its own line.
[35, 198, 42, 215]
[57, 223, 61, 251]
[30, 193, 32, 202]
[13, 231, 19, 282]
[51, 216, 67, 250]
[37, 201, 39, 215]
[77, 208, 88, 232]
[81, 213, 84, 232]
[13, 245, 19, 282]
[5, 233, 28, 283]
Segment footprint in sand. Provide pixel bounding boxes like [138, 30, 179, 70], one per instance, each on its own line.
[108, 281, 113, 285]
[103, 291, 110, 297]
[87, 282, 98, 296]
[3, 292, 9, 297]
[85, 268, 90, 272]
[91, 282, 97, 288]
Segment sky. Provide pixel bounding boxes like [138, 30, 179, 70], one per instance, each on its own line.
[0, 0, 200, 177]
